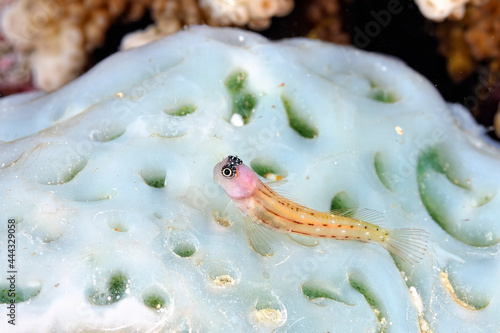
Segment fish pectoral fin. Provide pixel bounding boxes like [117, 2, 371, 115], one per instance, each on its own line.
[288, 234, 319, 247]
[242, 217, 278, 257]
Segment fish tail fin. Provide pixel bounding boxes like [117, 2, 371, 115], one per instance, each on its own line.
[380, 228, 429, 265]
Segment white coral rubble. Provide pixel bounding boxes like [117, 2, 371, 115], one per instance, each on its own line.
[0, 0, 294, 91]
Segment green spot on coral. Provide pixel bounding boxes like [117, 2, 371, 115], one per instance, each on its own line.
[330, 191, 357, 212]
[233, 94, 256, 122]
[225, 72, 256, 125]
[143, 294, 166, 310]
[417, 148, 468, 189]
[140, 169, 166, 188]
[226, 72, 248, 93]
[109, 274, 127, 301]
[0, 286, 40, 303]
[165, 105, 196, 116]
[417, 147, 498, 247]
[88, 272, 128, 305]
[145, 178, 165, 188]
[349, 276, 386, 332]
[349, 279, 378, 316]
[173, 242, 196, 257]
[281, 95, 318, 139]
[302, 281, 350, 307]
[251, 162, 276, 178]
[249, 158, 286, 181]
[369, 88, 397, 103]
[374, 152, 394, 191]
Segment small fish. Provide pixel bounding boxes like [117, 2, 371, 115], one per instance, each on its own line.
[213, 155, 429, 264]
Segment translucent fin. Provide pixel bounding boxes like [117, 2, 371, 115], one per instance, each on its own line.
[265, 179, 288, 187]
[242, 217, 277, 256]
[381, 228, 429, 265]
[330, 207, 385, 225]
[349, 208, 386, 225]
[330, 207, 357, 218]
[288, 234, 319, 247]
[429, 241, 465, 267]
[264, 183, 307, 207]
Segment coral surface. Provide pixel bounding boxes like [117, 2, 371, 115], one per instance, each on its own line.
[0, 0, 293, 91]
[0, 26, 499, 332]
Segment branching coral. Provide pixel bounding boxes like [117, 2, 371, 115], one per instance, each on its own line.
[0, 0, 293, 92]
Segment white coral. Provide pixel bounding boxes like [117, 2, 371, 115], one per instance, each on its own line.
[414, 0, 486, 21]
[1, 26, 499, 332]
[1, 0, 294, 91]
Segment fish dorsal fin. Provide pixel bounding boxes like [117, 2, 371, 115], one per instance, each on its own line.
[330, 207, 358, 218]
[242, 217, 278, 257]
[264, 182, 307, 207]
[330, 207, 386, 225]
[264, 179, 288, 187]
[288, 234, 319, 247]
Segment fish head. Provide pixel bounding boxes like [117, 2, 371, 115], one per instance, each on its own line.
[213, 155, 258, 200]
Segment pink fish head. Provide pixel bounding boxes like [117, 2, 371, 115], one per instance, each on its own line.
[213, 155, 259, 200]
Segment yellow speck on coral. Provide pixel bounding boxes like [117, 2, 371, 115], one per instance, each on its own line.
[211, 211, 232, 227]
[255, 308, 282, 323]
[212, 275, 235, 287]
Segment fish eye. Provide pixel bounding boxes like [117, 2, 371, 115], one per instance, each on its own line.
[221, 166, 235, 179]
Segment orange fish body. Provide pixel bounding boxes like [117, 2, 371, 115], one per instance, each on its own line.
[214, 155, 428, 263]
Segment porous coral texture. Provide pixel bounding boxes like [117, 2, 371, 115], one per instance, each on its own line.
[0, 0, 294, 92]
[0, 26, 499, 332]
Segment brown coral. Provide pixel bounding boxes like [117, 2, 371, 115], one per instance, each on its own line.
[436, 0, 500, 83]
[0, 0, 294, 92]
[0, 35, 33, 95]
[305, 0, 350, 45]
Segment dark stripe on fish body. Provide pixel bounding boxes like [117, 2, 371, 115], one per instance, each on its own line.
[254, 196, 305, 226]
